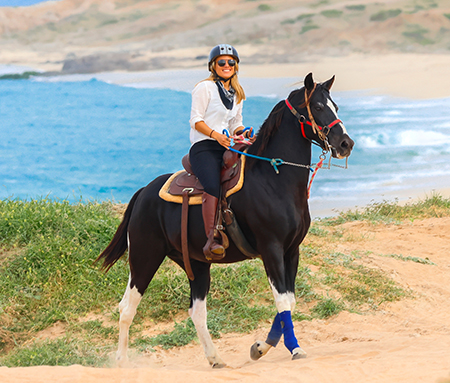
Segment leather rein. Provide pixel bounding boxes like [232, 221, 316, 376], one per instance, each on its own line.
[285, 84, 342, 152]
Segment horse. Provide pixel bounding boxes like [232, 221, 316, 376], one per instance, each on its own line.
[96, 72, 354, 368]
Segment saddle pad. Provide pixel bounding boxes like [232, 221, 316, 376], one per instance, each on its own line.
[159, 154, 246, 205]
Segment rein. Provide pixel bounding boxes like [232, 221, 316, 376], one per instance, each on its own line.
[225, 85, 346, 197]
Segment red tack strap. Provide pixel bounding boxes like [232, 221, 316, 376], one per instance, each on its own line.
[307, 158, 324, 199]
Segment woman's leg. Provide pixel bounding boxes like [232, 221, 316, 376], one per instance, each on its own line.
[189, 141, 226, 260]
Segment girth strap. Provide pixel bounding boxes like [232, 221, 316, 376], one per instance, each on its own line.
[181, 190, 195, 281]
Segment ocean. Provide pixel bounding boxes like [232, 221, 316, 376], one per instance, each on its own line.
[1, 68, 449, 217]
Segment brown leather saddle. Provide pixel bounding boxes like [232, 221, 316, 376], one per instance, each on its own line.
[166, 143, 248, 199]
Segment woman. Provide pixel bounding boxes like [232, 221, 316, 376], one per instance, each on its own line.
[189, 44, 253, 261]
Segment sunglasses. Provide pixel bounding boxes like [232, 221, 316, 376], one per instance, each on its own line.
[217, 59, 236, 67]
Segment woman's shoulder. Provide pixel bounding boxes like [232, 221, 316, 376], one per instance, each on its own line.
[193, 80, 215, 92]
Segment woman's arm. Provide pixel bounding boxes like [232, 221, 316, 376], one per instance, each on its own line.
[195, 121, 231, 148]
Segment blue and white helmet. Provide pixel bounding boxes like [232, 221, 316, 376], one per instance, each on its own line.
[208, 44, 240, 71]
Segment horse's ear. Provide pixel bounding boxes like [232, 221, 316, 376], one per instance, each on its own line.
[322, 75, 335, 91]
[304, 73, 314, 91]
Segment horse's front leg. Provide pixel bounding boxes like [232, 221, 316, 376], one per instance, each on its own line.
[188, 260, 226, 368]
[251, 246, 307, 361]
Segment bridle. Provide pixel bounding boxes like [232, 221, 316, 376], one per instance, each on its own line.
[285, 84, 342, 152]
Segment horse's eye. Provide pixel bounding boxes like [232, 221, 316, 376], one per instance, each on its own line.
[315, 103, 324, 111]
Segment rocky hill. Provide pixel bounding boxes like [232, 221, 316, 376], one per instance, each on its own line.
[0, 0, 450, 73]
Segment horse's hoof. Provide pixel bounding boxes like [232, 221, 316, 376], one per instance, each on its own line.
[292, 347, 307, 360]
[212, 361, 227, 369]
[250, 341, 272, 361]
[250, 342, 263, 360]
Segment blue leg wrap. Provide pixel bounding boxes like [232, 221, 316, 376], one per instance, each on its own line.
[280, 311, 300, 353]
[265, 313, 282, 347]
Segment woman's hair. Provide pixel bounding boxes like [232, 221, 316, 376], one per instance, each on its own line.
[204, 61, 246, 104]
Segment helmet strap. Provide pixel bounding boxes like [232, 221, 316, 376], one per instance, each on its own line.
[212, 69, 236, 84]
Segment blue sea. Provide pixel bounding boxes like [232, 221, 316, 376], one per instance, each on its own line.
[1, 69, 450, 216]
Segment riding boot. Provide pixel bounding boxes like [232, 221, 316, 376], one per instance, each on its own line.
[202, 192, 226, 260]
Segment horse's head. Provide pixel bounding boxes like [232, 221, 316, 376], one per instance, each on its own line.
[287, 73, 354, 159]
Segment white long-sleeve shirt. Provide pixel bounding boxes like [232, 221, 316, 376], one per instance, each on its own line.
[189, 80, 244, 145]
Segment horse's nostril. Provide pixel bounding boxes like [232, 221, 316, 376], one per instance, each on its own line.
[341, 138, 355, 150]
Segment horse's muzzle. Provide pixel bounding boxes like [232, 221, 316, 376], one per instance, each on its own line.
[331, 134, 354, 159]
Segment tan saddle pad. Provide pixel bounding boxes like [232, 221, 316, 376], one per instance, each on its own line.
[159, 153, 246, 205]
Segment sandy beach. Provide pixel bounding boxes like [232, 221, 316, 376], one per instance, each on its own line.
[10, 51, 450, 100]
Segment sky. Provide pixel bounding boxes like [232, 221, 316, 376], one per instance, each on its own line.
[0, 0, 59, 6]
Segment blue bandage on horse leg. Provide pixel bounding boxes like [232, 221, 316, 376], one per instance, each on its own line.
[265, 313, 282, 347]
[280, 310, 300, 353]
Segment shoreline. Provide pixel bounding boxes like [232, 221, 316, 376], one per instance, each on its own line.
[3, 52, 450, 99]
[2, 52, 450, 217]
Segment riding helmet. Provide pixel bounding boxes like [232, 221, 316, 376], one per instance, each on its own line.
[208, 44, 240, 71]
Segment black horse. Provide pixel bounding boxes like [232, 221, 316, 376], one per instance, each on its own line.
[97, 73, 354, 368]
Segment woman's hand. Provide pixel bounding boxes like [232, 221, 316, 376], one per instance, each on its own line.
[245, 127, 256, 143]
[212, 131, 231, 148]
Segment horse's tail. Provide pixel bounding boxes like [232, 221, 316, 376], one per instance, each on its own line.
[95, 187, 145, 272]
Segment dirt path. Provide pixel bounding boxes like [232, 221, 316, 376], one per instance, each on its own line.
[1, 217, 450, 382]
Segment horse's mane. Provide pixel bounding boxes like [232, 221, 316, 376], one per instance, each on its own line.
[254, 88, 305, 156]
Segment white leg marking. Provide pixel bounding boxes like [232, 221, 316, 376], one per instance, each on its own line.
[269, 279, 295, 313]
[250, 340, 273, 360]
[327, 99, 348, 134]
[116, 278, 142, 367]
[189, 298, 226, 368]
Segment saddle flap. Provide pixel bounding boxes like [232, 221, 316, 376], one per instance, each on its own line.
[170, 172, 204, 196]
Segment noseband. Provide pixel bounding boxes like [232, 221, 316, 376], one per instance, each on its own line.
[285, 85, 342, 151]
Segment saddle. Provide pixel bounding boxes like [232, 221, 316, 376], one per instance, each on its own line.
[159, 143, 248, 205]
[158, 143, 257, 281]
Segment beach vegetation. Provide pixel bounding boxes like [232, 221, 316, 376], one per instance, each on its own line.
[300, 22, 320, 34]
[402, 24, 434, 45]
[257, 4, 271, 12]
[0, 197, 418, 366]
[370, 9, 402, 22]
[310, 0, 329, 8]
[319, 194, 450, 225]
[445, 13, 450, 21]
[345, 5, 366, 11]
[320, 10, 343, 18]
[0, 71, 43, 80]
[297, 13, 315, 21]
[281, 18, 296, 25]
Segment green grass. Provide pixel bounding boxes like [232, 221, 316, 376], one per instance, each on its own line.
[320, 194, 450, 225]
[1, 196, 431, 366]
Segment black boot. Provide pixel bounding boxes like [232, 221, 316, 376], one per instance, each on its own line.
[202, 192, 225, 260]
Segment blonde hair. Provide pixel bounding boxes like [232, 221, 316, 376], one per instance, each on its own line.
[205, 61, 246, 104]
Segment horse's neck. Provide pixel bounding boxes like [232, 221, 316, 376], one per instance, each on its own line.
[250, 116, 312, 193]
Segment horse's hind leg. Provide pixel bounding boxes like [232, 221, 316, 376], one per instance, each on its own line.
[188, 261, 226, 368]
[117, 275, 142, 366]
[116, 235, 166, 367]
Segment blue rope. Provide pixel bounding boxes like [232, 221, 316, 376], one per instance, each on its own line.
[223, 128, 312, 174]
[228, 147, 285, 174]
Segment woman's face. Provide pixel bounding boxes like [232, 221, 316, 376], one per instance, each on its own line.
[214, 55, 236, 80]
